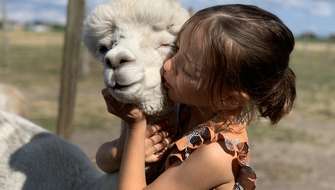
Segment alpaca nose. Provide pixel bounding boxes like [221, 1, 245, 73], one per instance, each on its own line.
[104, 47, 136, 68]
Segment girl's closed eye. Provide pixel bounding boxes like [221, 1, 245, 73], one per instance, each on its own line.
[171, 42, 179, 53]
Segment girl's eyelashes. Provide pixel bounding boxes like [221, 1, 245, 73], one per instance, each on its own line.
[171, 43, 179, 53]
[159, 43, 179, 53]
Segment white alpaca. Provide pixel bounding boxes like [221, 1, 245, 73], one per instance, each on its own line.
[0, 0, 189, 189]
[83, 0, 189, 115]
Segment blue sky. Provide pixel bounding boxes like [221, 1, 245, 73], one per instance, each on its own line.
[3, 0, 335, 37]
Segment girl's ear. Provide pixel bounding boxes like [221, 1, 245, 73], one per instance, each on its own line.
[226, 91, 250, 104]
[213, 90, 250, 114]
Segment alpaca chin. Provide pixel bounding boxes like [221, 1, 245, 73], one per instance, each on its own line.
[139, 86, 174, 118]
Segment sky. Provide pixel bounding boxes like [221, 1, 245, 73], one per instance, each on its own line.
[2, 0, 335, 37]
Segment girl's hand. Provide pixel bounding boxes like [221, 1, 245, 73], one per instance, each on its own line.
[102, 88, 172, 162]
[145, 124, 172, 163]
[102, 88, 145, 124]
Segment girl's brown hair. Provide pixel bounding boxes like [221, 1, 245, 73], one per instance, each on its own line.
[175, 4, 296, 124]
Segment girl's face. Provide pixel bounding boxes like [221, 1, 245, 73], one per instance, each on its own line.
[162, 50, 210, 107]
[162, 21, 214, 107]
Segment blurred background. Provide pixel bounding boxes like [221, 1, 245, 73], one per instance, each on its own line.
[0, 0, 334, 189]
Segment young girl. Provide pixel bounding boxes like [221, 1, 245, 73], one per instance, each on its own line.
[101, 4, 296, 190]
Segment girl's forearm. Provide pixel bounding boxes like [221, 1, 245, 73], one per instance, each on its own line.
[118, 120, 147, 190]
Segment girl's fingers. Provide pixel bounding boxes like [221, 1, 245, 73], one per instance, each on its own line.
[144, 128, 172, 163]
[144, 137, 171, 163]
[145, 125, 162, 137]
[154, 143, 166, 152]
[145, 151, 165, 163]
[162, 137, 172, 146]
[145, 131, 171, 148]
[153, 150, 166, 160]
[150, 134, 164, 144]
[146, 155, 159, 163]
[145, 142, 166, 156]
[160, 131, 169, 138]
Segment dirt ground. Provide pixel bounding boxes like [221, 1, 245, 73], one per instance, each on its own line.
[70, 114, 335, 190]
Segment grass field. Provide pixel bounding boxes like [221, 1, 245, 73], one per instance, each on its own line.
[0, 31, 334, 189]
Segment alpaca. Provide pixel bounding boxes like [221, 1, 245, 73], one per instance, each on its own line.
[0, 110, 117, 190]
[83, 0, 189, 116]
[0, 0, 189, 189]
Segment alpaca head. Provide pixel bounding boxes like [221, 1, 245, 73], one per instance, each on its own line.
[83, 0, 189, 115]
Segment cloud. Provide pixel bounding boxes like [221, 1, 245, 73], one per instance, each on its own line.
[28, 0, 68, 6]
[7, 2, 66, 24]
[269, 0, 333, 17]
[9, 11, 65, 24]
[310, 1, 333, 17]
[272, 0, 304, 7]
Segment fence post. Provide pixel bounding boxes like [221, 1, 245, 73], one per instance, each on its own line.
[1, 0, 8, 70]
[56, 0, 85, 139]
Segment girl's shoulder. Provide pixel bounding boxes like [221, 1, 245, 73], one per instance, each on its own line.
[147, 141, 238, 190]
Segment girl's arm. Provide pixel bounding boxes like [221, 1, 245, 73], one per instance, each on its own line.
[102, 89, 237, 190]
[118, 120, 147, 190]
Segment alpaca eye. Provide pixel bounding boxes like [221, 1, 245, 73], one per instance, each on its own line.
[98, 45, 109, 54]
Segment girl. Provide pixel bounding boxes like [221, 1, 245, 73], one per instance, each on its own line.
[101, 4, 295, 190]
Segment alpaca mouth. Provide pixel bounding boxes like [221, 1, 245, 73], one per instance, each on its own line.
[112, 82, 132, 90]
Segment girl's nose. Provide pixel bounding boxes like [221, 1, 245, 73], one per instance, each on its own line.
[163, 59, 172, 72]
